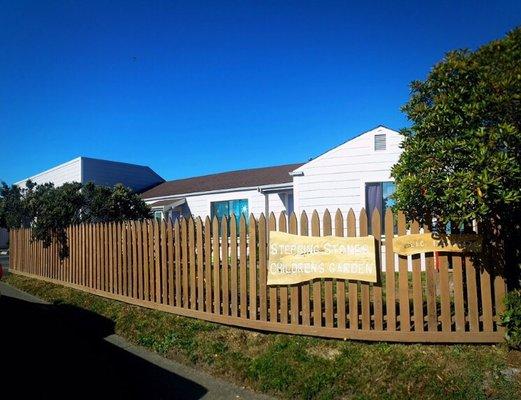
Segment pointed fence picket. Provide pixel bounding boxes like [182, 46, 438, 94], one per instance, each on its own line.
[9, 208, 506, 343]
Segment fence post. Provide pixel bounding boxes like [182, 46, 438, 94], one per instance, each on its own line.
[347, 209, 358, 330]
[372, 209, 383, 331]
[258, 213, 268, 321]
[212, 216, 220, 314]
[289, 212, 299, 325]
[195, 217, 204, 311]
[204, 217, 212, 312]
[268, 213, 278, 322]
[408, 221, 422, 332]
[249, 214, 257, 320]
[323, 209, 334, 328]
[311, 210, 321, 327]
[278, 212, 288, 323]
[335, 209, 346, 329]
[239, 214, 248, 318]
[189, 217, 196, 309]
[220, 216, 229, 315]
[359, 209, 370, 330]
[398, 212, 411, 332]
[299, 211, 310, 326]
[230, 215, 238, 317]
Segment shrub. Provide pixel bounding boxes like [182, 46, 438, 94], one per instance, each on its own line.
[501, 290, 521, 349]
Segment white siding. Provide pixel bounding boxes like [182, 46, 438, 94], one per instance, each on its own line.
[82, 157, 164, 192]
[293, 126, 403, 221]
[147, 188, 288, 220]
[15, 157, 82, 187]
[183, 189, 288, 219]
[16, 157, 164, 192]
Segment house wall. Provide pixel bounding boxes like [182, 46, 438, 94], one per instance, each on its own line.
[82, 157, 164, 192]
[16, 157, 164, 193]
[149, 188, 288, 220]
[15, 157, 82, 187]
[292, 126, 403, 230]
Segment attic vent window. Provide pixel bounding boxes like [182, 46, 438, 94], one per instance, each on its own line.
[374, 134, 386, 151]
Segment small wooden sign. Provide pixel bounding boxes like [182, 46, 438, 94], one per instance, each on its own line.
[393, 233, 482, 256]
[267, 231, 377, 285]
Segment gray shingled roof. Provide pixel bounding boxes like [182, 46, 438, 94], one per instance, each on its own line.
[141, 163, 303, 199]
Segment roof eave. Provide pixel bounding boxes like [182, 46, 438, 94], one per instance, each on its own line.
[257, 182, 294, 194]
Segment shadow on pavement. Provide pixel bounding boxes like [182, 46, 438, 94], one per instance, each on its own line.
[0, 292, 208, 399]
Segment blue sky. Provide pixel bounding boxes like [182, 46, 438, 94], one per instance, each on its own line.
[1, 1, 519, 184]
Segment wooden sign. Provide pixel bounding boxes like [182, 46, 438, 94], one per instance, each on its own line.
[267, 231, 377, 285]
[393, 233, 482, 256]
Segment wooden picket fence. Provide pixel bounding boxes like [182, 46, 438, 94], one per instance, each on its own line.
[9, 208, 506, 343]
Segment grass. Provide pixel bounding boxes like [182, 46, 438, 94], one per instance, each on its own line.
[4, 273, 521, 400]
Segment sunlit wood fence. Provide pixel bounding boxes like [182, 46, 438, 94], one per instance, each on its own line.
[9, 208, 506, 343]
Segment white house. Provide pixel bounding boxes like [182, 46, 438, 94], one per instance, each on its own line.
[4, 125, 402, 254]
[141, 163, 301, 222]
[141, 126, 402, 225]
[292, 125, 402, 225]
[15, 156, 164, 192]
[9, 125, 402, 229]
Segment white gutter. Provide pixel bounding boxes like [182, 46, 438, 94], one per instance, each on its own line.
[289, 170, 304, 177]
[149, 198, 186, 212]
[257, 182, 294, 194]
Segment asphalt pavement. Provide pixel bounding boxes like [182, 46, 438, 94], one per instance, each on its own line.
[0, 280, 273, 400]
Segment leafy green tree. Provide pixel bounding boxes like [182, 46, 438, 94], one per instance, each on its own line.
[392, 28, 521, 287]
[0, 180, 151, 258]
[30, 182, 84, 258]
[0, 180, 36, 228]
[81, 182, 151, 223]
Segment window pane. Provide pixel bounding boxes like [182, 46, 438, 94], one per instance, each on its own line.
[211, 201, 229, 221]
[211, 199, 248, 234]
[365, 183, 382, 216]
[230, 200, 239, 219]
[228, 199, 247, 218]
[365, 182, 396, 235]
[383, 182, 396, 209]
[239, 199, 249, 218]
[226, 199, 245, 233]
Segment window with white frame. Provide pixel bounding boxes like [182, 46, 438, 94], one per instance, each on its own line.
[365, 181, 395, 233]
[210, 199, 249, 232]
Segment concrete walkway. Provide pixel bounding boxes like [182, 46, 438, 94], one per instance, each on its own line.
[0, 281, 273, 400]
